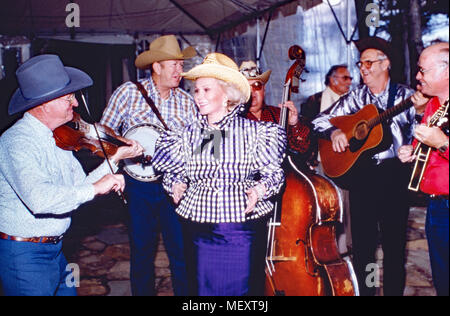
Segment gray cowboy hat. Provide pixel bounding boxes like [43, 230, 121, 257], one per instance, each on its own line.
[8, 54, 93, 115]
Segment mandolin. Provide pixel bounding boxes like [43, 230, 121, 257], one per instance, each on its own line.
[408, 100, 449, 191]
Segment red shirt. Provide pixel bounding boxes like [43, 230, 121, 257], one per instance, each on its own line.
[414, 97, 449, 195]
[246, 104, 310, 154]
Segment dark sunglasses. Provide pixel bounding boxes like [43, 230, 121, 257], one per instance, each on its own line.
[250, 81, 264, 91]
[333, 75, 353, 81]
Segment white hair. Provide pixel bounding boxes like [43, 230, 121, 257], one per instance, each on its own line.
[216, 79, 246, 110]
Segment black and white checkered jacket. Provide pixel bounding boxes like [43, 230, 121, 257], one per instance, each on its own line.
[153, 104, 287, 223]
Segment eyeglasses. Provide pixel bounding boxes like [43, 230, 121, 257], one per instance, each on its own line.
[63, 94, 76, 104]
[250, 81, 264, 91]
[356, 59, 384, 69]
[333, 75, 353, 81]
[417, 63, 448, 75]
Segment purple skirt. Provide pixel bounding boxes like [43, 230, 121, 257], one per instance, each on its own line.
[182, 217, 268, 296]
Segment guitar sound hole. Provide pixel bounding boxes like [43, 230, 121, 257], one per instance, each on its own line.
[354, 122, 369, 140]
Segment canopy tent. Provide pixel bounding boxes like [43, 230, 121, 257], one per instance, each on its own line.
[0, 0, 357, 133]
[0, 0, 323, 39]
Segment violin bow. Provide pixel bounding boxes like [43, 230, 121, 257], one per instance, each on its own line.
[79, 93, 128, 204]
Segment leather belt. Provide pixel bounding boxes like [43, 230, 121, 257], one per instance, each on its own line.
[0, 232, 63, 244]
[430, 194, 449, 200]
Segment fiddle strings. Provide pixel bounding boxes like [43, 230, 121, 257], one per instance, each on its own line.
[80, 94, 128, 204]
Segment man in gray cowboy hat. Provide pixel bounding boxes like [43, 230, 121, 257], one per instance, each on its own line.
[100, 34, 197, 296]
[0, 54, 143, 296]
[312, 37, 423, 296]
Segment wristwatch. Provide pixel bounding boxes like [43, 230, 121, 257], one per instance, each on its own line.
[438, 141, 449, 153]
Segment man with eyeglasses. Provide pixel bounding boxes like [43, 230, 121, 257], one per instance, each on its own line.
[301, 64, 353, 255]
[398, 42, 449, 296]
[302, 64, 353, 124]
[0, 54, 142, 296]
[239, 61, 311, 155]
[312, 37, 419, 296]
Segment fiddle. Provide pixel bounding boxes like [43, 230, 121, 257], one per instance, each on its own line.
[53, 112, 152, 164]
[53, 112, 128, 158]
[53, 111, 132, 203]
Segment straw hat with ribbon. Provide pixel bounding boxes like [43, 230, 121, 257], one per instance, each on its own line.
[239, 61, 272, 84]
[181, 53, 251, 103]
[135, 35, 197, 69]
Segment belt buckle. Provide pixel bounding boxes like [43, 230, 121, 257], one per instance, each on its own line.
[46, 235, 64, 244]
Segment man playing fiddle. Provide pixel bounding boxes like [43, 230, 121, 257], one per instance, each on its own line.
[0, 54, 142, 296]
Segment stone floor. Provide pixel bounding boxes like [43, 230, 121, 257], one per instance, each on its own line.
[62, 194, 436, 296]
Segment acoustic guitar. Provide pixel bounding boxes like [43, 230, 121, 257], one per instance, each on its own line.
[319, 97, 413, 179]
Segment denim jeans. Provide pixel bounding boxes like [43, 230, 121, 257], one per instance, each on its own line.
[0, 239, 77, 296]
[125, 175, 188, 296]
[426, 198, 449, 296]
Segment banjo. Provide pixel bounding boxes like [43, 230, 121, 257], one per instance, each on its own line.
[122, 81, 170, 182]
[122, 123, 165, 182]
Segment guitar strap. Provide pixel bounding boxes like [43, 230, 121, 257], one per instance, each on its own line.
[387, 82, 398, 110]
[133, 81, 170, 131]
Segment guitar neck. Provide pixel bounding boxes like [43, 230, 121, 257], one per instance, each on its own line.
[368, 96, 413, 129]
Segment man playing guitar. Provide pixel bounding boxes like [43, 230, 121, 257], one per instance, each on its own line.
[312, 37, 417, 296]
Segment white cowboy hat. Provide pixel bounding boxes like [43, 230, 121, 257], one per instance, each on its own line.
[239, 60, 272, 84]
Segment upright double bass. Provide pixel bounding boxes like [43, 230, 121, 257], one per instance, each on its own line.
[264, 45, 359, 296]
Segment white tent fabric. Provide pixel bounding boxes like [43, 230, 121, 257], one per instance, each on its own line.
[0, 0, 322, 38]
[258, 1, 360, 106]
[1, 0, 359, 108]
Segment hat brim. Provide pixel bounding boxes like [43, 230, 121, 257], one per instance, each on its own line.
[8, 67, 93, 115]
[354, 38, 392, 60]
[181, 64, 251, 103]
[244, 70, 272, 84]
[135, 46, 197, 69]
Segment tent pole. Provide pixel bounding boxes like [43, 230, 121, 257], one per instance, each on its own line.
[215, 33, 222, 52]
[256, 11, 273, 66]
[256, 17, 260, 67]
[347, 0, 351, 67]
[169, 0, 211, 36]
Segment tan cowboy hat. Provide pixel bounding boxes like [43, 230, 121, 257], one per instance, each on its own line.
[239, 61, 272, 84]
[181, 53, 251, 103]
[135, 35, 197, 69]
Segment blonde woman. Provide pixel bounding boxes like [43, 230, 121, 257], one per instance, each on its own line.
[153, 53, 286, 296]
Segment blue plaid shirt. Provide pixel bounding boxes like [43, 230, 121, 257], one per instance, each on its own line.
[153, 104, 287, 223]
